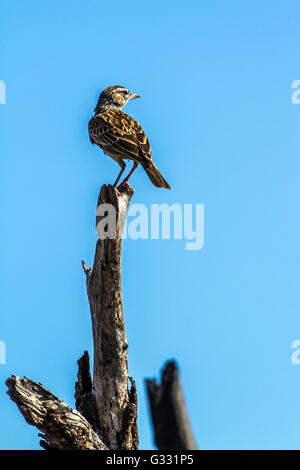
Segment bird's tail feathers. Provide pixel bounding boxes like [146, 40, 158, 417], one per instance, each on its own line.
[143, 160, 171, 189]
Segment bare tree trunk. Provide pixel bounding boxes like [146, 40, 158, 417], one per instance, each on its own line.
[5, 184, 195, 452]
[146, 360, 197, 450]
[82, 184, 138, 450]
[5, 184, 138, 451]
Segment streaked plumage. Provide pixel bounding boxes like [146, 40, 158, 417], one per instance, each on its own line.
[88, 85, 171, 190]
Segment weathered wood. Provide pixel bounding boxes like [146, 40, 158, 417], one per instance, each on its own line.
[82, 184, 138, 450]
[6, 183, 138, 450]
[6, 375, 108, 450]
[75, 350, 99, 434]
[145, 360, 196, 450]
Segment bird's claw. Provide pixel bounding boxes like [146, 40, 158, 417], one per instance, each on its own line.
[116, 181, 131, 195]
[112, 181, 130, 197]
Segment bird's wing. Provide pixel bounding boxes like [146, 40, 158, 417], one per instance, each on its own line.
[89, 111, 152, 164]
[88, 116, 117, 147]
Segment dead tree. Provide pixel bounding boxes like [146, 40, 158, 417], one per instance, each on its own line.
[5, 184, 195, 450]
[146, 361, 196, 450]
[6, 184, 137, 450]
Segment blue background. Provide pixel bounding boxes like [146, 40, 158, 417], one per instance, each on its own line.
[1, 0, 300, 450]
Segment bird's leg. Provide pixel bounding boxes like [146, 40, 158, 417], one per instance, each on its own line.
[113, 162, 126, 188]
[111, 161, 126, 196]
[113, 161, 126, 188]
[118, 162, 139, 189]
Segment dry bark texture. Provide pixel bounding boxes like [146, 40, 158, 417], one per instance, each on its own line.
[146, 360, 196, 450]
[5, 184, 195, 451]
[82, 184, 138, 450]
[6, 375, 108, 450]
[6, 184, 138, 451]
[75, 350, 99, 433]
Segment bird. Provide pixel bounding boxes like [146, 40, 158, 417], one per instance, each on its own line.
[88, 85, 171, 191]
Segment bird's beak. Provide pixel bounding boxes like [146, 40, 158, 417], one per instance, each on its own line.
[129, 93, 140, 100]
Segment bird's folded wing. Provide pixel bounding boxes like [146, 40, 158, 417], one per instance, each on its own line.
[89, 114, 152, 164]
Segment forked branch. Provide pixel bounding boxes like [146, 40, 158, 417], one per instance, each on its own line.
[6, 184, 138, 450]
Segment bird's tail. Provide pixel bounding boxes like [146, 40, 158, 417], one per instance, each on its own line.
[142, 160, 171, 189]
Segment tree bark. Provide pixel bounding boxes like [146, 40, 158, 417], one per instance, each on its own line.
[5, 184, 196, 451]
[75, 350, 99, 433]
[5, 184, 138, 451]
[82, 184, 138, 450]
[6, 375, 108, 450]
[145, 360, 196, 450]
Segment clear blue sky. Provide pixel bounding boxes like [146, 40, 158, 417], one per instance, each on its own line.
[1, 0, 300, 450]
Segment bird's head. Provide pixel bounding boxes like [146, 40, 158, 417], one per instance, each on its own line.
[95, 86, 140, 111]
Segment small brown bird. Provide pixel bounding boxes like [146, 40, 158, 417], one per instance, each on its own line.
[88, 85, 171, 191]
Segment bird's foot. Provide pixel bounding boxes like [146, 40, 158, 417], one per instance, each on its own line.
[112, 181, 130, 197]
[117, 181, 131, 193]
